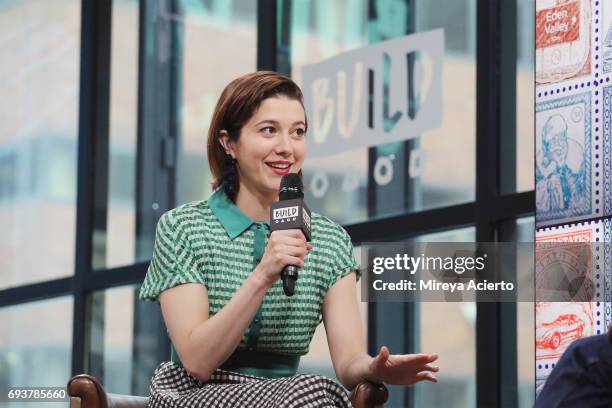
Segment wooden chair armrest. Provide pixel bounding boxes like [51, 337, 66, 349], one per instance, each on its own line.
[67, 375, 148, 408]
[349, 381, 389, 408]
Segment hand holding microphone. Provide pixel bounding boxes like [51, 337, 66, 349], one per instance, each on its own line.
[254, 229, 311, 289]
[270, 173, 312, 296]
[252, 174, 312, 296]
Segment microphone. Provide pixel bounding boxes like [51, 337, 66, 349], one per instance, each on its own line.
[270, 173, 312, 296]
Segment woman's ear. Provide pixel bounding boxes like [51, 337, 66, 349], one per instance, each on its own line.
[219, 130, 235, 159]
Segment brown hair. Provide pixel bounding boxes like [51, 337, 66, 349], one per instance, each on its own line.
[207, 71, 307, 201]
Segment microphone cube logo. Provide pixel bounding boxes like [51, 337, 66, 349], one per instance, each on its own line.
[273, 206, 299, 223]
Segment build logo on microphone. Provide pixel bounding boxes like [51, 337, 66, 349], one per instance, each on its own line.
[273, 206, 298, 223]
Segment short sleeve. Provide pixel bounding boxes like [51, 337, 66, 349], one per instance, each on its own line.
[326, 225, 361, 291]
[138, 210, 206, 302]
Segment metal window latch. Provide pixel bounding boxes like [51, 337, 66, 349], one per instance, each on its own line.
[161, 137, 176, 169]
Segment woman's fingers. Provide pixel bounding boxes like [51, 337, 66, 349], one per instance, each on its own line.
[258, 230, 312, 284]
[426, 353, 439, 362]
[277, 244, 308, 259]
[421, 363, 439, 372]
[285, 235, 307, 245]
[272, 229, 307, 242]
[270, 236, 310, 252]
[288, 229, 307, 241]
[415, 372, 438, 383]
[274, 254, 305, 268]
[416, 353, 438, 363]
[270, 235, 306, 247]
[372, 346, 390, 372]
[394, 353, 438, 365]
[268, 232, 312, 262]
[379, 346, 390, 360]
[368, 347, 442, 386]
[285, 255, 305, 268]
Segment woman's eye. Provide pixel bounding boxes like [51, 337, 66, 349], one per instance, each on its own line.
[294, 128, 306, 137]
[261, 126, 276, 134]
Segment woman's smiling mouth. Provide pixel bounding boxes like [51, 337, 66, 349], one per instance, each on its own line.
[266, 161, 293, 175]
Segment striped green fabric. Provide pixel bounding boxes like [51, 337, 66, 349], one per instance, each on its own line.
[139, 189, 360, 356]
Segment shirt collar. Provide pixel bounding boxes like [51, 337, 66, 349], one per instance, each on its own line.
[208, 189, 269, 239]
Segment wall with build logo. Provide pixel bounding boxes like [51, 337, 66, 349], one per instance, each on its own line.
[299, 30, 446, 215]
[301, 30, 443, 158]
[535, 0, 612, 395]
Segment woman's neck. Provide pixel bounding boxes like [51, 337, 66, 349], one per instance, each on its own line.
[234, 183, 277, 222]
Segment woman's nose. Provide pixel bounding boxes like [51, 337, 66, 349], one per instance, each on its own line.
[275, 133, 292, 154]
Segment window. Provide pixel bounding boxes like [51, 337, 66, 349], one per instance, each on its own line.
[0, 2, 534, 407]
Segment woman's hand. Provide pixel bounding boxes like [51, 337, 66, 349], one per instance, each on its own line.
[253, 229, 312, 288]
[368, 346, 439, 385]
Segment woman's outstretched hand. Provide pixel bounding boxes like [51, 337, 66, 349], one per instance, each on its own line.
[368, 346, 439, 385]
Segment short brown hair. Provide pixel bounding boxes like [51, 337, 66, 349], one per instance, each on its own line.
[206, 71, 306, 200]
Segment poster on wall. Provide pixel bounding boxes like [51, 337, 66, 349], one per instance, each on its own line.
[534, 223, 611, 393]
[535, 0, 611, 396]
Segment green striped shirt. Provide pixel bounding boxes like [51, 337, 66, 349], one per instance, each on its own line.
[139, 189, 359, 357]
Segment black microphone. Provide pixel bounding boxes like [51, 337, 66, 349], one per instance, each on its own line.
[270, 173, 312, 296]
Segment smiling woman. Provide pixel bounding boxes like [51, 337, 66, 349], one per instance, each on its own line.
[138, 71, 439, 407]
[219, 95, 307, 210]
[207, 72, 307, 205]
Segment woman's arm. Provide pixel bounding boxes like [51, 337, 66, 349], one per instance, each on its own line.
[323, 273, 439, 390]
[322, 272, 375, 389]
[159, 229, 310, 382]
[160, 273, 268, 381]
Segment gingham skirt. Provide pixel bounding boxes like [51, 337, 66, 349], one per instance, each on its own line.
[148, 361, 352, 408]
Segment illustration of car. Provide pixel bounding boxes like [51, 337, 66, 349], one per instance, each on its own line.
[536, 314, 585, 350]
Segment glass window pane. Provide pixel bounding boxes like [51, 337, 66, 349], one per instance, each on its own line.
[515, 217, 535, 408]
[105, 0, 139, 269]
[0, 0, 81, 289]
[176, 0, 257, 204]
[414, 0, 476, 210]
[287, 0, 476, 224]
[0, 297, 73, 407]
[88, 285, 168, 396]
[516, 0, 535, 193]
[414, 227, 476, 407]
[90, 287, 134, 394]
[288, 0, 369, 224]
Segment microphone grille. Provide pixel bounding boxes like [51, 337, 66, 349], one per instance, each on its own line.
[279, 173, 303, 200]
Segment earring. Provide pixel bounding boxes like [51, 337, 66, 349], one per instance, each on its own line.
[221, 154, 238, 200]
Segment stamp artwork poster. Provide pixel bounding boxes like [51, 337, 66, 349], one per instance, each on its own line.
[535, 0, 612, 391]
[534, 222, 611, 394]
[536, 0, 591, 84]
[535, 91, 594, 225]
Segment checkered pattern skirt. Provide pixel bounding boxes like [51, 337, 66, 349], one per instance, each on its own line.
[148, 361, 352, 408]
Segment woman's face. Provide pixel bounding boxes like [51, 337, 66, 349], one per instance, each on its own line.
[223, 95, 307, 197]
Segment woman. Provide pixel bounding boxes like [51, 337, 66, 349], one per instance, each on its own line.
[139, 71, 439, 407]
